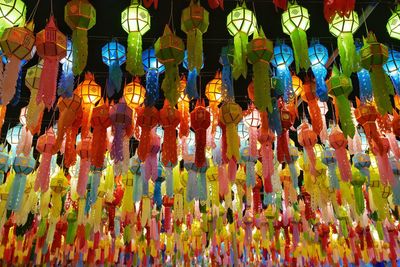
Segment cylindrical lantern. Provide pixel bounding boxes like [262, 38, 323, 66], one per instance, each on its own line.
[102, 40, 126, 96]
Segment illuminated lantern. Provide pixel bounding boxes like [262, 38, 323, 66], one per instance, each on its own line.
[181, 0, 208, 72]
[298, 122, 317, 176]
[0, 145, 8, 184]
[281, 3, 310, 72]
[143, 129, 160, 182]
[0, 21, 35, 105]
[244, 106, 260, 165]
[58, 39, 74, 98]
[191, 99, 210, 168]
[155, 25, 185, 107]
[247, 27, 274, 112]
[76, 135, 92, 197]
[91, 100, 111, 168]
[7, 151, 35, 211]
[142, 48, 165, 106]
[321, 147, 340, 189]
[271, 43, 294, 102]
[308, 43, 329, 101]
[6, 123, 22, 158]
[258, 127, 275, 193]
[329, 11, 359, 76]
[327, 65, 355, 138]
[360, 32, 393, 115]
[35, 16, 67, 109]
[136, 106, 159, 161]
[205, 71, 223, 135]
[102, 40, 126, 96]
[123, 77, 146, 109]
[219, 42, 234, 97]
[35, 128, 56, 192]
[383, 49, 400, 103]
[64, 0, 96, 75]
[301, 80, 323, 135]
[226, 2, 256, 79]
[353, 152, 371, 179]
[387, 5, 400, 40]
[0, 0, 25, 35]
[74, 72, 102, 138]
[393, 110, 400, 137]
[25, 63, 45, 134]
[237, 120, 249, 146]
[328, 126, 352, 182]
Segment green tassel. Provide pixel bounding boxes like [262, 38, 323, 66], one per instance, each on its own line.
[336, 95, 355, 138]
[127, 32, 144, 76]
[72, 29, 88, 75]
[353, 186, 365, 215]
[370, 66, 394, 115]
[253, 61, 272, 112]
[187, 29, 203, 71]
[337, 33, 358, 77]
[233, 32, 248, 80]
[37, 219, 47, 237]
[376, 221, 384, 240]
[161, 64, 180, 107]
[290, 28, 310, 73]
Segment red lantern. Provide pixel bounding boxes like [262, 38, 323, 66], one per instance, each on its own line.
[76, 135, 92, 197]
[329, 126, 352, 182]
[298, 122, 317, 176]
[191, 99, 210, 168]
[159, 100, 180, 167]
[35, 128, 56, 192]
[91, 100, 111, 168]
[162, 196, 174, 233]
[301, 81, 323, 135]
[64, 111, 83, 168]
[371, 136, 395, 186]
[277, 103, 295, 164]
[136, 106, 159, 161]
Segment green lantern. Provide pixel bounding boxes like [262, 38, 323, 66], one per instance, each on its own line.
[226, 2, 256, 79]
[281, 3, 310, 73]
[64, 0, 96, 75]
[329, 11, 359, 77]
[360, 32, 394, 115]
[155, 25, 185, 107]
[0, 0, 25, 36]
[387, 5, 400, 40]
[247, 27, 273, 112]
[121, 0, 150, 76]
[326, 65, 355, 138]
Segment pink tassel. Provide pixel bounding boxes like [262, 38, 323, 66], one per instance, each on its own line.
[0, 56, 21, 105]
[150, 217, 159, 241]
[228, 158, 237, 182]
[376, 154, 395, 186]
[305, 146, 317, 176]
[22, 129, 33, 157]
[249, 127, 258, 158]
[387, 133, 400, 160]
[181, 136, 188, 158]
[145, 131, 160, 181]
[37, 58, 59, 110]
[77, 158, 91, 197]
[352, 133, 362, 154]
[334, 147, 352, 182]
[261, 145, 273, 193]
[218, 164, 229, 196]
[35, 153, 52, 192]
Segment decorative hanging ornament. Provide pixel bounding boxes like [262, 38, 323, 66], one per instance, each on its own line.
[35, 16, 67, 110]
[356, 41, 373, 104]
[155, 25, 185, 107]
[383, 49, 400, 101]
[247, 27, 273, 112]
[281, 3, 310, 73]
[205, 71, 223, 135]
[323, 0, 355, 23]
[226, 2, 256, 79]
[64, 0, 96, 75]
[0, 21, 35, 105]
[25, 63, 45, 135]
[136, 106, 159, 162]
[308, 42, 329, 101]
[90, 100, 111, 168]
[219, 101, 242, 161]
[328, 126, 352, 182]
[0, 0, 26, 35]
[301, 80, 323, 135]
[271, 43, 294, 103]
[102, 40, 126, 97]
[58, 39, 74, 98]
[123, 77, 146, 110]
[191, 99, 210, 168]
[328, 11, 359, 77]
[178, 75, 190, 139]
[183, 50, 203, 100]
[298, 122, 317, 176]
[35, 128, 56, 192]
[360, 32, 394, 115]
[121, 0, 150, 76]
[387, 4, 400, 41]
[142, 48, 165, 106]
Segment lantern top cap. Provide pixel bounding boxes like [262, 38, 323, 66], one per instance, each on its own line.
[84, 71, 95, 81]
[25, 20, 34, 31]
[163, 24, 173, 35]
[363, 31, 378, 44]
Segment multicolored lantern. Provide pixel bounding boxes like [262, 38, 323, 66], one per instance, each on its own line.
[191, 99, 210, 168]
[58, 39, 74, 98]
[121, 0, 150, 76]
[0, 0, 25, 35]
[155, 25, 185, 107]
[281, 3, 310, 73]
[35, 16, 67, 109]
[102, 40, 126, 96]
[271, 43, 294, 103]
[226, 2, 256, 79]
[142, 48, 165, 106]
[35, 128, 56, 192]
[65, 0, 96, 75]
[387, 4, 400, 41]
[308, 43, 329, 101]
[25, 63, 45, 134]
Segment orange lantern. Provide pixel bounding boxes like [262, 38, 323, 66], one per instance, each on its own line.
[301, 80, 323, 135]
[35, 128, 56, 193]
[277, 103, 295, 164]
[205, 71, 223, 135]
[178, 75, 190, 139]
[123, 77, 146, 109]
[329, 126, 352, 182]
[191, 99, 210, 168]
[136, 106, 159, 161]
[393, 110, 400, 137]
[90, 100, 111, 168]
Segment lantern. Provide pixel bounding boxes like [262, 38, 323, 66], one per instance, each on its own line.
[219, 42, 234, 97]
[123, 77, 146, 109]
[64, 0, 96, 75]
[321, 147, 340, 189]
[178, 75, 190, 139]
[258, 127, 275, 193]
[244, 106, 260, 166]
[142, 48, 165, 106]
[353, 152, 371, 179]
[383, 49, 400, 98]
[291, 74, 303, 102]
[387, 5, 400, 41]
[281, 3, 310, 73]
[0, 0, 25, 35]
[0, 21, 35, 105]
[121, 0, 150, 76]
[35, 128, 56, 193]
[191, 99, 210, 168]
[76, 135, 92, 197]
[360, 32, 393, 115]
[6, 123, 22, 158]
[247, 27, 274, 112]
[35, 16, 67, 110]
[25, 63, 45, 134]
[326, 65, 355, 138]
[102, 40, 126, 96]
[155, 25, 185, 107]
[277, 103, 295, 164]
[0, 145, 8, 184]
[301, 80, 323, 135]
[226, 2, 256, 79]
[298, 122, 317, 176]
[136, 106, 159, 161]
[58, 39, 74, 98]
[219, 101, 242, 161]
[271, 44, 294, 103]
[90, 100, 111, 168]
[328, 126, 352, 182]
[308, 43, 329, 101]
[329, 11, 359, 76]
[205, 71, 223, 135]
[354, 43, 374, 104]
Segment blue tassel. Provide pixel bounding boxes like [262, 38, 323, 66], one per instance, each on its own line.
[145, 68, 159, 106]
[89, 170, 101, 205]
[313, 66, 328, 101]
[276, 67, 293, 103]
[154, 179, 162, 209]
[263, 192, 274, 205]
[246, 161, 255, 188]
[186, 68, 199, 99]
[288, 162, 298, 188]
[10, 68, 23, 106]
[220, 44, 234, 98]
[108, 60, 123, 95]
[198, 171, 207, 201]
[7, 173, 27, 211]
[58, 69, 74, 98]
[392, 178, 400, 205]
[142, 178, 149, 196]
[187, 170, 198, 202]
[212, 144, 222, 165]
[268, 98, 282, 135]
[357, 68, 373, 103]
[327, 164, 340, 189]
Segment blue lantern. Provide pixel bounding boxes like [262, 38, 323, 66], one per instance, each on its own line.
[219, 43, 234, 98]
[58, 39, 74, 98]
[321, 147, 340, 189]
[383, 49, 400, 95]
[142, 48, 165, 106]
[356, 41, 373, 103]
[0, 145, 9, 184]
[183, 50, 204, 99]
[271, 43, 294, 103]
[102, 40, 126, 97]
[6, 123, 23, 160]
[308, 43, 329, 101]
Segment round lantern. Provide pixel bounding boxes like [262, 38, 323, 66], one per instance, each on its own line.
[142, 48, 165, 73]
[309, 43, 329, 101]
[0, 0, 25, 34]
[6, 123, 22, 147]
[291, 74, 303, 101]
[383, 49, 400, 95]
[329, 11, 359, 37]
[123, 77, 146, 109]
[102, 40, 126, 96]
[387, 5, 400, 40]
[309, 43, 329, 67]
[205, 71, 223, 104]
[237, 121, 249, 143]
[75, 72, 101, 106]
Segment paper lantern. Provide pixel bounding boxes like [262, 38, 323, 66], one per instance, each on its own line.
[219, 101, 242, 161]
[298, 122, 317, 176]
[102, 40, 126, 96]
[142, 48, 165, 106]
[226, 2, 256, 79]
[58, 39, 74, 98]
[291, 74, 303, 102]
[277, 104, 295, 163]
[271, 44, 294, 102]
[65, 0, 96, 75]
[355, 41, 374, 104]
[155, 25, 185, 107]
[387, 5, 400, 41]
[321, 148, 340, 189]
[191, 99, 210, 168]
[177, 76, 190, 140]
[35, 128, 56, 193]
[308, 43, 329, 101]
[383, 49, 400, 96]
[123, 77, 146, 109]
[183, 50, 203, 99]
[25, 64, 45, 134]
[247, 27, 274, 112]
[329, 11, 359, 76]
[0, 0, 25, 35]
[90, 100, 111, 168]
[281, 3, 310, 72]
[6, 123, 22, 157]
[237, 121, 249, 145]
[205, 71, 223, 135]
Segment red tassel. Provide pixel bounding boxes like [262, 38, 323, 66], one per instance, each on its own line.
[191, 100, 210, 168]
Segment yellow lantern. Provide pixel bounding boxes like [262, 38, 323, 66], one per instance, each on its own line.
[123, 77, 146, 109]
[205, 71, 223, 135]
[291, 74, 303, 102]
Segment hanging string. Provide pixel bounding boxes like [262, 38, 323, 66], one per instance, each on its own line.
[26, 0, 41, 23]
[362, 7, 369, 34]
[50, 0, 54, 16]
[168, 0, 175, 30]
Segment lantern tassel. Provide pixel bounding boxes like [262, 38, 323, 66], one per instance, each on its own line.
[165, 167, 173, 197]
[313, 66, 328, 101]
[72, 29, 88, 75]
[198, 172, 207, 201]
[370, 66, 394, 115]
[226, 123, 240, 161]
[133, 172, 143, 202]
[89, 171, 101, 205]
[337, 33, 357, 77]
[10, 68, 23, 106]
[233, 32, 248, 79]
[0, 56, 21, 105]
[35, 154, 52, 193]
[253, 61, 272, 112]
[127, 32, 144, 76]
[187, 170, 198, 201]
[353, 185, 365, 215]
[77, 158, 91, 197]
[111, 124, 125, 163]
[335, 95, 355, 138]
[26, 92, 45, 135]
[290, 29, 310, 73]
[37, 57, 59, 110]
[91, 126, 108, 168]
[334, 147, 352, 182]
[327, 164, 340, 189]
[107, 61, 123, 97]
[194, 128, 207, 168]
[58, 68, 74, 98]
[186, 68, 199, 99]
[7, 173, 27, 211]
[187, 29, 203, 71]
[145, 69, 159, 106]
[162, 65, 180, 107]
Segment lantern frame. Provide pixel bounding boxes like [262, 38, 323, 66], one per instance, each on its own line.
[281, 4, 310, 35]
[142, 48, 165, 73]
[329, 11, 359, 37]
[0, 0, 25, 29]
[75, 75, 102, 105]
[205, 72, 223, 104]
[308, 43, 328, 67]
[387, 5, 400, 40]
[121, 2, 150, 35]
[226, 4, 256, 36]
[271, 44, 294, 68]
[102, 40, 126, 66]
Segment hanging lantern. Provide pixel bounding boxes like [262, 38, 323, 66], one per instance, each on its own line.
[219, 42, 234, 97]
[35, 16, 67, 110]
[121, 0, 150, 76]
[360, 32, 393, 115]
[321, 147, 340, 189]
[191, 99, 210, 168]
[387, 5, 400, 41]
[308, 43, 329, 101]
[247, 27, 274, 112]
[102, 40, 126, 97]
[277, 103, 295, 163]
[258, 127, 275, 193]
[205, 71, 223, 136]
[281, 3, 310, 73]
[328, 126, 352, 182]
[329, 11, 359, 76]
[355, 41, 373, 104]
[383, 49, 400, 100]
[219, 101, 242, 161]
[298, 122, 317, 176]
[301, 80, 323, 135]
[155, 25, 185, 107]
[271, 43, 294, 102]
[142, 48, 165, 106]
[0, 21, 35, 105]
[136, 106, 159, 161]
[244, 105, 260, 172]
[58, 39, 74, 98]
[123, 77, 146, 109]
[6, 123, 22, 158]
[76, 135, 92, 197]
[393, 110, 400, 137]
[226, 2, 256, 79]
[91, 100, 111, 168]
[35, 128, 56, 193]
[291, 74, 303, 102]
[25, 63, 45, 134]
[65, 0, 96, 75]
[323, 0, 355, 23]
[0, 0, 25, 35]
[327, 65, 355, 138]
